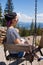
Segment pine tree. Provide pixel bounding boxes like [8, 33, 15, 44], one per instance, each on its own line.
[20, 27, 26, 36]
[0, 3, 2, 18]
[37, 24, 41, 35]
[0, 3, 2, 25]
[30, 19, 34, 35]
[4, 0, 14, 14]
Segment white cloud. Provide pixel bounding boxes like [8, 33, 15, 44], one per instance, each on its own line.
[37, 17, 43, 23]
[17, 13, 32, 22]
[17, 12, 43, 23]
[37, 13, 43, 23]
[37, 13, 43, 17]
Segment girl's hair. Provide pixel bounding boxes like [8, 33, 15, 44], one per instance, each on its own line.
[5, 12, 17, 27]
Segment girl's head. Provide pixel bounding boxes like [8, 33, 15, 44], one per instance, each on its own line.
[5, 12, 18, 27]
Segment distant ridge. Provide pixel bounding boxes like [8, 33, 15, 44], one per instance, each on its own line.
[17, 22, 43, 29]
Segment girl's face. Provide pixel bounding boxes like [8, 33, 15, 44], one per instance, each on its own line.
[12, 16, 18, 26]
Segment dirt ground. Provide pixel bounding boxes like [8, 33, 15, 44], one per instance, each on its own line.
[0, 44, 43, 65]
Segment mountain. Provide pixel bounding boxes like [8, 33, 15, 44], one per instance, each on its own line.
[37, 23, 43, 28]
[17, 22, 43, 29]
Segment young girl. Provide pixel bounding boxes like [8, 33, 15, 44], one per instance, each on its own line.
[5, 12, 25, 59]
[5, 12, 42, 61]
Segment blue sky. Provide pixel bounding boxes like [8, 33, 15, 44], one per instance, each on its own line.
[0, 0, 43, 23]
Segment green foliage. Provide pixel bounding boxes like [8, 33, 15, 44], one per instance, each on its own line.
[2, 0, 14, 26]
[20, 27, 26, 36]
[0, 3, 2, 26]
[17, 27, 30, 37]
[4, 0, 14, 14]
[36, 24, 42, 35]
[17, 22, 43, 37]
[2, 18, 6, 26]
[30, 21, 34, 35]
[0, 3, 2, 17]
[0, 19, 2, 26]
